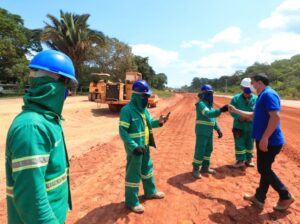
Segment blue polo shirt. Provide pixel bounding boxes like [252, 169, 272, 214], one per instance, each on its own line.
[252, 86, 285, 146]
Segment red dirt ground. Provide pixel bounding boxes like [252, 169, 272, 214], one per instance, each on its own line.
[1, 94, 299, 224]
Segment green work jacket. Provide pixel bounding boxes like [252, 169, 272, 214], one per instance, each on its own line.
[6, 110, 71, 224]
[119, 102, 161, 153]
[195, 100, 221, 137]
[230, 93, 257, 131]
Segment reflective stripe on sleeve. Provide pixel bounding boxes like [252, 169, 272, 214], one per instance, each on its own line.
[6, 170, 68, 196]
[119, 121, 130, 128]
[201, 108, 209, 115]
[46, 169, 68, 192]
[12, 155, 49, 172]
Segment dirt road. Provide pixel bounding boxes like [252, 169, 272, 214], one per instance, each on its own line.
[0, 96, 123, 201]
[1, 94, 300, 223]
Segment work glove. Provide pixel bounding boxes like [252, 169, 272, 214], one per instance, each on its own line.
[219, 105, 229, 112]
[159, 112, 171, 125]
[217, 130, 223, 138]
[133, 147, 144, 156]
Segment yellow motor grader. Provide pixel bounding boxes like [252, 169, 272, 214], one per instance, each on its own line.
[88, 72, 158, 112]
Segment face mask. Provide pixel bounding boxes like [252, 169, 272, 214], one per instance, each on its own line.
[243, 87, 251, 94]
[29, 76, 57, 88]
[203, 93, 213, 103]
[250, 85, 256, 93]
[25, 76, 66, 115]
[141, 95, 149, 108]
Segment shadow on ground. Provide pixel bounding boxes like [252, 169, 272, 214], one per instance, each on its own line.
[167, 172, 289, 224]
[74, 196, 149, 224]
[74, 201, 130, 224]
[91, 108, 120, 118]
[208, 164, 247, 180]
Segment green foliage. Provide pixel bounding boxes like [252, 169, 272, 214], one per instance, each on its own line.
[152, 73, 168, 90]
[152, 88, 174, 98]
[0, 9, 168, 94]
[134, 56, 155, 83]
[185, 56, 300, 99]
[75, 65, 96, 88]
[41, 10, 105, 79]
[0, 8, 42, 85]
[133, 56, 168, 89]
[93, 37, 136, 82]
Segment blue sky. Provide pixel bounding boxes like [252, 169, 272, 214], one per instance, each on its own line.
[2, 0, 300, 87]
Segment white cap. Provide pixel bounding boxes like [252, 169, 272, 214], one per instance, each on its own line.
[240, 78, 251, 88]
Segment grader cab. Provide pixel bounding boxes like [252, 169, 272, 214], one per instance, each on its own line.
[88, 72, 157, 112]
[88, 73, 110, 102]
[104, 72, 141, 112]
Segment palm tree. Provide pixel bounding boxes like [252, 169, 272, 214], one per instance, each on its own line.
[41, 10, 105, 80]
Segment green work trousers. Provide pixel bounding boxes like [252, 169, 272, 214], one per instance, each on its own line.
[193, 135, 213, 169]
[234, 130, 254, 161]
[125, 146, 157, 207]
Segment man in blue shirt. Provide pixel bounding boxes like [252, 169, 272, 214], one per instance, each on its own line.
[229, 73, 294, 211]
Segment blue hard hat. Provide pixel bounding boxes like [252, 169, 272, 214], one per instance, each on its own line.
[28, 50, 77, 81]
[132, 80, 152, 95]
[201, 84, 213, 92]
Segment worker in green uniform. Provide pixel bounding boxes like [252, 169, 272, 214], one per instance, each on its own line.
[193, 84, 229, 178]
[5, 50, 76, 224]
[119, 80, 169, 213]
[230, 78, 257, 168]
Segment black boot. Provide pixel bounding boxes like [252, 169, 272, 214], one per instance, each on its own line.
[201, 166, 216, 174]
[192, 167, 201, 178]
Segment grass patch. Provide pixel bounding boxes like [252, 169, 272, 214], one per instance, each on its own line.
[152, 89, 174, 98]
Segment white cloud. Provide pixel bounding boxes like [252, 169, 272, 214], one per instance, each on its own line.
[210, 26, 241, 44]
[259, 0, 300, 29]
[181, 26, 241, 49]
[181, 40, 213, 49]
[131, 33, 300, 88]
[174, 32, 300, 86]
[131, 44, 179, 68]
[263, 32, 300, 56]
[277, 0, 300, 12]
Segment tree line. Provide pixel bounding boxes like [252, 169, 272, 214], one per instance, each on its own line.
[0, 8, 168, 92]
[182, 56, 300, 99]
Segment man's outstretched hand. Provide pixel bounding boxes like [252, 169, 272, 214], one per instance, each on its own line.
[220, 105, 229, 112]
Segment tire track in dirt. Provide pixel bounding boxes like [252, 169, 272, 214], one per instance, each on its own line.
[67, 94, 300, 224]
[1, 94, 299, 224]
[67, 94, 195, 224]
[69, 94, 300, 223]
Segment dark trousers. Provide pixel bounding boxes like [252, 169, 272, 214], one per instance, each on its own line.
[255, 141, 290, 202]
